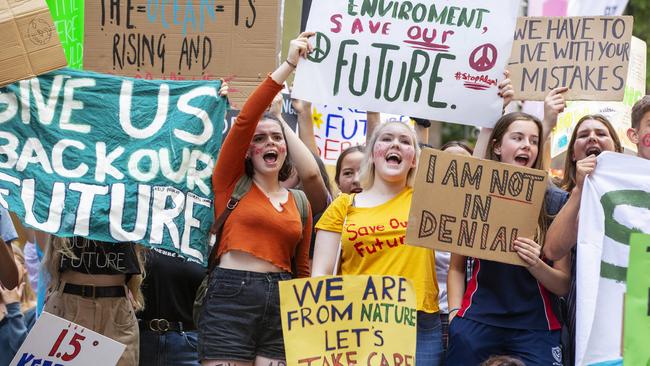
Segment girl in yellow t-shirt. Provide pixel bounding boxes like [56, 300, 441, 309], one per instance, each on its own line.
[313, 121, 443, 366]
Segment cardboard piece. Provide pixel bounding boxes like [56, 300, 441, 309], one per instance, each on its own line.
[624, 233, 650, 366]
[0, 0, 67, 87]
[509, 16, 633, 101]
[83, 0, 282, 108]
[280, 275, 417, 365]
[406, 148, 548, 266]
[10, 312, 125, 366]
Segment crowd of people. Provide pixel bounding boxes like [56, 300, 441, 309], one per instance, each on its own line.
[1, 32, 649, 366]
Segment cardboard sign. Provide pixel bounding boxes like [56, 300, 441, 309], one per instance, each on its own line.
[280, 275, 417, 366]
[292, 0, 521, 128]
[10, 312, 125, 366]
[83, 0, 281, 108]
[0, 69, 227, 265]
[509, 16, 634, 101]
[576, 152, 650, 365]
[550, 36, 646, 157]
[0, 0, 67, 87]
[46, 0, 84, 69]
[624, 233, 650, 366]
[406, 148, 548, 266]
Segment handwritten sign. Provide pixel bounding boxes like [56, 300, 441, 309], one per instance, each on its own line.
[0, 69, 226, 265]
[280, 275, 417, 366]
[550, 36, 646, 157]
[406, 149, 548, 265]
[83, 0, 281, 107]
[292, 1, 521, 128]
[46, 0, 84, 69]
[509, 16, 634, 101]
[624, 233, 650, 366]
[10, 312, 125, 366]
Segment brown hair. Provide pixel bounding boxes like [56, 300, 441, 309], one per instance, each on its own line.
[486, 112, 549, 244]
[440, 140, 474, 155]
[559, 114, 622, 192]
[244, 113, 294, 182]
[334, 145, 364, 185]
[480, 355, 526, 366]
[631, 95, 650, 129]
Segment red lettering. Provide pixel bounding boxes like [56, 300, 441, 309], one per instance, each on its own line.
[324, 138, 340, 161]
[351, 18, 364, 34]
[330, 14, 343, 33]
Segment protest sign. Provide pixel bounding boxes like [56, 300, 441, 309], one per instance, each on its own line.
[406, 148, 548, 266]
[576, 152, 650, 365]
[280, 275, 417, 366]
[0, 0, 67, 87]
[46, 0, 84, 69]
[292, 1, 521, 128]
[568, 0, 629, 16]
[10, 312, 125, 366]
[509, 16, 633, 101]
[83, 0, 282, 107]
[550, 36, 646, 157]
[0, 69, 226, 265]
[624, 233, 650, 366]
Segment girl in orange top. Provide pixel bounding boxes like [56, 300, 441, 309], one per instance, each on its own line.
[197, 33, 314, 365]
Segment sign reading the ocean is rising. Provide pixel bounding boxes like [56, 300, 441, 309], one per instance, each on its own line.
[0, 69, 226, 265]
[280, 275, 417, 366]
[293, 0, 521, 128]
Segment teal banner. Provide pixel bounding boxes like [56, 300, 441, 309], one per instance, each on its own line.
[0, 69, 226, 265]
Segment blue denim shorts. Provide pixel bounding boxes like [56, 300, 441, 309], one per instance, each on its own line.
[197, 267, 292, 361]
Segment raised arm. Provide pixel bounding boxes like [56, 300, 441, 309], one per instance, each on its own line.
[474, 71, 514, 158]
[366, 111, 381, 139]
[542, 87, 569, 142]
[293, 99, 320, 156]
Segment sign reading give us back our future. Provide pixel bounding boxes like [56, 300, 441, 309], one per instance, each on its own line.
[292, 0, 521, 128]
[0, 69, 227, 265]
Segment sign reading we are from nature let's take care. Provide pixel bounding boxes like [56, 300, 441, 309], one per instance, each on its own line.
[406, 149, 548, 266]
[292, 0, 521, 128]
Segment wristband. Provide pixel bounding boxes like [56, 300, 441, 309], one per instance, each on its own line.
[285, 59, 297, 68]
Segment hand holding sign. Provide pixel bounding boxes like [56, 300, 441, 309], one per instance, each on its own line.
[288, 32, 316, 66]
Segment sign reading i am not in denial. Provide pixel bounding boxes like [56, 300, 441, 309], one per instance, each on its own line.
[508, 16, 634, 101]
[406, 149, 548, 266]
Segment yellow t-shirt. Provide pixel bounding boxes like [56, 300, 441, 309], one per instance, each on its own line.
[316, 188, 439, 313]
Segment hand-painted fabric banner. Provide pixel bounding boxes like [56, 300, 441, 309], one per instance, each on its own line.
[293, 0, 521, 128]
[0, 69, 226, 265]
[576, 152, 650, 365]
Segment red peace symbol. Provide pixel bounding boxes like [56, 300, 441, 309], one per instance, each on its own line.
[469, 44, 498, 72]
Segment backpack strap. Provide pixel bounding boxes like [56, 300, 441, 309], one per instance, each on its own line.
[206, 175, 253, 273]
[288, 188, 309, 228]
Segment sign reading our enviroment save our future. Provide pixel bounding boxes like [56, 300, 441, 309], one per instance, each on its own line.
[280, 275, 416, 366]
[0, 69, 227, 265]
[292, 0, 521, 128]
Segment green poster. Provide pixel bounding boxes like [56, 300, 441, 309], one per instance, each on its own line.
[624, 233, 650, 366]
[46, 0, 84, 69]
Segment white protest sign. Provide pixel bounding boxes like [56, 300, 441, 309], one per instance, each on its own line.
[576, 152, 650, 365]
[10, 312, 125, 366]
[293, 1, 521, 128]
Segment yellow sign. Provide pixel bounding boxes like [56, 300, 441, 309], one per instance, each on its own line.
[280, 275, 417, 366]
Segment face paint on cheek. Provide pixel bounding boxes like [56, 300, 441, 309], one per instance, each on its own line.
[373, 142, 390, 159]
[642, 133, 650, 147]
[277, 144, 287, 154]
[249, 146, 265, 156]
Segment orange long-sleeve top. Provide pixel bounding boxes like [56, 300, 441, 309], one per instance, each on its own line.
[211, 75, 312, 277]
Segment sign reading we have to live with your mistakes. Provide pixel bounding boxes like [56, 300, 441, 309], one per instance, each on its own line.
[280, 275, 417, 366]
[508, 16, 634, 101]
[83, 0, 282, 107]
[406, 149, 548, 266]
[293, 0, 521, 128]
[0, 69, 227, 265]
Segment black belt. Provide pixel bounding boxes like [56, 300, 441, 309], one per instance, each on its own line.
[63, 283, 126, 298]
[139, 319, 191, 332]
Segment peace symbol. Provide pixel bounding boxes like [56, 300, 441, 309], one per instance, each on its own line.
[469, 43, 498, 72]
[307, 32, 331, 63]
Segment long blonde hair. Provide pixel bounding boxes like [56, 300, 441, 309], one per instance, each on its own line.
[11, 245, 36, 312]
[359, 121, 421, 189]
[44, 236, 145, 311]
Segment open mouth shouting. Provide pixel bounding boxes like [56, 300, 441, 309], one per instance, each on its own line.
[585, 146, 602, 157]
[514, 153, 531, 167]
[385, 152, 403, 167]
[263, 150, 279, 165]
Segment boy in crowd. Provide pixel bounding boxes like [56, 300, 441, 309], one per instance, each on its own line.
[628, 96, 650, 160]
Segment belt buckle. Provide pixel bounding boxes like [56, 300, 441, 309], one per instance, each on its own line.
[149, 319, 170, 332]
[81, 285, 96, 298]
